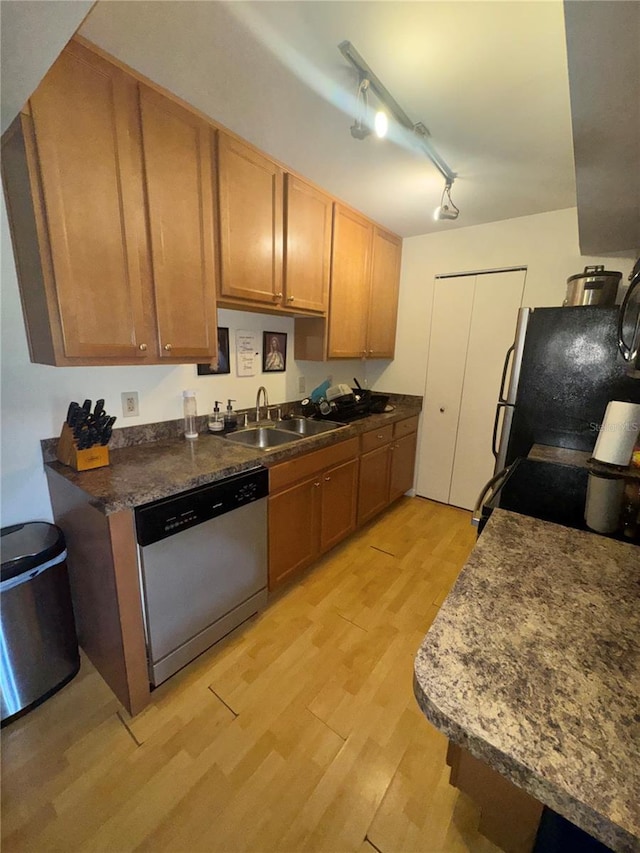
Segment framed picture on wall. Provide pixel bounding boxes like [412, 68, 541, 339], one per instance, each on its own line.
[197, 327, 230, 375]
[262, 331, 287, 372]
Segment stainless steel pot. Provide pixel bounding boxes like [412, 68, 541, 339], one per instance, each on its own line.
[563, 265, 622, 307]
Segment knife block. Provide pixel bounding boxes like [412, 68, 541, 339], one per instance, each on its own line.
[56, 423, 110, 472]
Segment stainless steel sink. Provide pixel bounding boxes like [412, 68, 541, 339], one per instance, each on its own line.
[273, 417, 345, 436]
[224, 427, 305, 449]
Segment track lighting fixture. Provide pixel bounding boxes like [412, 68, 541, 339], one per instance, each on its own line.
[339, 40, 460, 221]
[434, 180, 460, 221]
[350, 78, 371, 140]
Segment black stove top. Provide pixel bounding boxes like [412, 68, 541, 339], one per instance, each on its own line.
[481, 458, 638, 544]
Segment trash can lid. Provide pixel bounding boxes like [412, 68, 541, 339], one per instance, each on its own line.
[1, 522, 66, 582]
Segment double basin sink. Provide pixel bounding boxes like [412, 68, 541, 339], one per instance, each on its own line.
[225, 417, 345, 449]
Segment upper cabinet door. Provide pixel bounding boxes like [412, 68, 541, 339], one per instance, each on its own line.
[29, 40, 151, 359]
[139, 86, 218, 361]
[217, 133, 283, 305]
[283, 175, 331, 314]
[328, 205, 372, 358]
[367, 227, 402, 359]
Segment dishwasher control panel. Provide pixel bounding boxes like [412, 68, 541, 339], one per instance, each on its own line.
[135, 467, 269, 547]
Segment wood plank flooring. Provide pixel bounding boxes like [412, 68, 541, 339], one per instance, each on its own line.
[1, 497, 500, 853]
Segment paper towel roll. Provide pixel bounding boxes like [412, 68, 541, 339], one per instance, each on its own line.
[593, 401, 640, 466]
[584, 473, 625, 533]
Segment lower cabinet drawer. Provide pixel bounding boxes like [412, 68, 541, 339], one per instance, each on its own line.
[394, 415, 419, 439]
[361, 424, 393, 453]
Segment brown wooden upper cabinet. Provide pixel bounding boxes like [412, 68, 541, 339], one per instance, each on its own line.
[2, 40, 153, 365]
[367, 226, 402, 358]
[283, 175, 332, 314]
[328, 205, 373, 358]
[138, 86, 218, 361]
[217, 133, 284, 308]
[2, 37, 401, 366]
[1, 40, 219, 365]
[295, 205, 402, 360]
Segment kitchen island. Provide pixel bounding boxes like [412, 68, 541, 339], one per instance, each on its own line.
[414, 509, 639, 853]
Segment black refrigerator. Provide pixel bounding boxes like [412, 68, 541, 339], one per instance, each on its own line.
[494, 306, 640, 472]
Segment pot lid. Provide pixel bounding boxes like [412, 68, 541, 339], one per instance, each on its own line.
[567, 265, 622, 284]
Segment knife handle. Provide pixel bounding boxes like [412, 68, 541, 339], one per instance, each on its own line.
[82, 399, 91, 414]
[94, 398, 105, 418]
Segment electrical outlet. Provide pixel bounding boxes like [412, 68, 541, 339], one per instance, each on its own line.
[121, 391, 139, 417]
[298, 375, 306, 394]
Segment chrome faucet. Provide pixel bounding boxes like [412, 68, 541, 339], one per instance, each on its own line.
[255, 386, 269, 423]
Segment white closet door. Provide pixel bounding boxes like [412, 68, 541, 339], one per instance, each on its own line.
[417, 276, 475, 502]
[449, 270, 526, 509]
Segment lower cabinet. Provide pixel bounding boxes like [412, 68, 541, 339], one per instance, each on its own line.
[268, 438, 359, 589]
[358, 417, 419, 526]
[269, 475, 319, 588]
[268, 418, 418, 589]
[358, 444, 392, 526]
[320, 458, 359, 552]
[389, 431, 419, 502]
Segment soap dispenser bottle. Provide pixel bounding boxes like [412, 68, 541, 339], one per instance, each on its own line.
[223, 399, 237, 433]
[208, 401, 224, 433]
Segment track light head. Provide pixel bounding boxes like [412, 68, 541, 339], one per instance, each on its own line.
[350, 120, 371, 140]
[434, 180, 460, 221]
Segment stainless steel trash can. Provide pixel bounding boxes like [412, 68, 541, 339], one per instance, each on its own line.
[1, 522, 80, 725]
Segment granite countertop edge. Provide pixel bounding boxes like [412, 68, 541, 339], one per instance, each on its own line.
[412, 510, 640, 853]
[45, 399, 422, 514]
[411, 675, 636, 853]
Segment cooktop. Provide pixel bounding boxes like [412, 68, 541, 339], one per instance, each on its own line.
[481, 458, 638, 544]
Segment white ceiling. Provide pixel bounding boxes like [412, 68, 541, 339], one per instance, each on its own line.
[1, 0, 578, 239]
[0, 0, 94, 132]
[78, 0, 577, 238]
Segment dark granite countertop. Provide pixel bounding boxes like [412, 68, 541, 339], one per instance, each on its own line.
[414, 509, 640, 853]
[45, 398, 421, 514]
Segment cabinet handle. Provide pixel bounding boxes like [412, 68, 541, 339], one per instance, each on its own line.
[439, 407, 445, 413]
[164, 343, 172, 352]
[273, 292, 283, 301]
[287, 296, 294, 303]
[314, 481, 321, 487]
[138, 343, 147, 351]
[377, 434, 384, 439]
[324, 475, 331, 482]
[369, 350, 373, 355]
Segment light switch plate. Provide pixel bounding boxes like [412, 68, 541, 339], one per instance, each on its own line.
[298, 375, 306, 394]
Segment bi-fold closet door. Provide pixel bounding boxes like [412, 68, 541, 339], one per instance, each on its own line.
[417, 269, 526, 510]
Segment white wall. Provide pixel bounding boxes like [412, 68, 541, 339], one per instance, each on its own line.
[0, 196, 368, 527]
[2, 203, 635, 528]
[377, 207, 636, 397]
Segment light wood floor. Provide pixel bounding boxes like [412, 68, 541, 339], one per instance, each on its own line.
[2, 497, 500, 853]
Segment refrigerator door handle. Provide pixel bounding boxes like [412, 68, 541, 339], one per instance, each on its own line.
[618, 272, 640, 362]
[472, 467, 510, 527]
[498, 345, 515, 403]
[492, 402, 511, 458]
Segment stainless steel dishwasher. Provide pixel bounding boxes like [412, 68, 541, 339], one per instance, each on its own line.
[135, 467, 268, 686]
